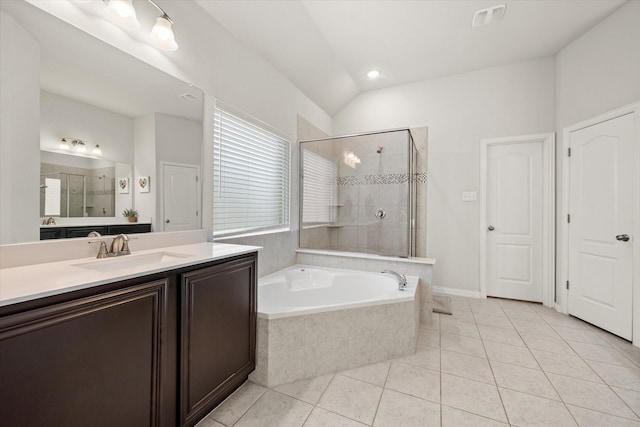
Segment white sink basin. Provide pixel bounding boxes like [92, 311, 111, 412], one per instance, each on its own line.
[72, 251, 194, 272]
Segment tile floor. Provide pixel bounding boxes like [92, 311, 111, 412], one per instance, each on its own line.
[197, 296, 640, 426]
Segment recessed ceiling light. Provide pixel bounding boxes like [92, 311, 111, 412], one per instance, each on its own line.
[366, 70, 380, 79]
[472, 4, 506, 27]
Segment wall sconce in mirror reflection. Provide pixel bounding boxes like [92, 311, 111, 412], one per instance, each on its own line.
[59, 138, 102, 158]
[103, 0, 179, 51]
[344, 150, 361, 169]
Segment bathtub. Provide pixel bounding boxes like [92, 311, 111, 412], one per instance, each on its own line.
[249, 265, 420, 388]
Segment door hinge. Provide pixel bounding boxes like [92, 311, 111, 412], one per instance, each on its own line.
[196, 210, 199, 216]
[568, 147, 571, 157]
[196, 175, 199, 182]
[566, 280, 570, 290]
[567, 214, 571, 223]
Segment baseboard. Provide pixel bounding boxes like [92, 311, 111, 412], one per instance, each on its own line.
[433, 286, 482, 299]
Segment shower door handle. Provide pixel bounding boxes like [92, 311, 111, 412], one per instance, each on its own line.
[165, 219, 170, 224]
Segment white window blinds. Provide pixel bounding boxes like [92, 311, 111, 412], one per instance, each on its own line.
[213, 102, 290, 237]
[302, 149, 336, 225]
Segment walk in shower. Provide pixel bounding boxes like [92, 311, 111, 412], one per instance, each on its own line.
[299, 129, 421, 258]
[40, 171, 115, 218]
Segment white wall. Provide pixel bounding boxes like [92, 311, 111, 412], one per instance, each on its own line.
[155, 113, 202, 167]
[554, 0, 640, 307]
[0, 11, 40, 244]
[134, 115, 157, 228]
[40, 91, 135, 164]
[333, 58, 556, 293]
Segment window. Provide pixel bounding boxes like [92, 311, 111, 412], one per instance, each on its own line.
[301, 149, 336, 225]
[213, 102, 290, 237]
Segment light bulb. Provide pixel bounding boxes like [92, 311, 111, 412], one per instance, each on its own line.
[93, 145, 102, 156]
[106, 0, 140, 30]
[366, 70, 380, 79]
[59, 138, 70, 150]
[150, 16, 178, 51]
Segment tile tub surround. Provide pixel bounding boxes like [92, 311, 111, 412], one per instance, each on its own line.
[296, 249, 435, 325]
[249, 299, 418, 388]
[198, 296, 640, 427]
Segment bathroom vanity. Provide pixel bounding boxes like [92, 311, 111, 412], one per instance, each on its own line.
[40, 223, 152, 240]
[0, 243, 258, 427]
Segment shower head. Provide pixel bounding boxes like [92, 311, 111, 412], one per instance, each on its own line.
[377, 146, 383, 154]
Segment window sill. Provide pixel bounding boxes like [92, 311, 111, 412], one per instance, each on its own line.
[213, 227, 291, 241]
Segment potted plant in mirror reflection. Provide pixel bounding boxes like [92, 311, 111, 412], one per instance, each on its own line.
[122, 208, 138, 223]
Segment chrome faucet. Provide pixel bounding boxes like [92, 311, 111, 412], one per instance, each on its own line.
[381, 270, 407, 291]
[89, 234, 131, 258]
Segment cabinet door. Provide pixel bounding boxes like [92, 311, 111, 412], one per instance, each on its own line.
[65, 226, 108, 238]
[180, 255, 257, 426]
[0, 280, 168, 427]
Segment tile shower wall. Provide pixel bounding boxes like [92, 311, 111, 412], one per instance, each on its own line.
[300, 127, 428, 258]
[40, 163, 115, 217]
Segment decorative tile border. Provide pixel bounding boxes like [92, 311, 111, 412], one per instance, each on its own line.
[335, 171, 428, 186]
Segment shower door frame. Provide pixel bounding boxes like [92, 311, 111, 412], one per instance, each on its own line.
[299, 128, 417, 258]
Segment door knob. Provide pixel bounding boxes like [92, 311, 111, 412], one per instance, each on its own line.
[616, 234, 630, 242]
[488, 226, 495, 231]
[165, 219, 170, 224]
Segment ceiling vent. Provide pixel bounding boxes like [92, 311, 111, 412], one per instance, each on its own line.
[472, 4, 506, 27]
[180, 93, 199, 102]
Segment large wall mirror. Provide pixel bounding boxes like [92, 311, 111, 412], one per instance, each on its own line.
[0, 0, 203, 244]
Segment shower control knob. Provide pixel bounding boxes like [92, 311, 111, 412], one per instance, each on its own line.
[375, 209, 386, 219]
[488, 226, 495, 231]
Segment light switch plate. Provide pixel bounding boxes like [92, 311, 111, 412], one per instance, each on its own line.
[461, 191, 478, 202]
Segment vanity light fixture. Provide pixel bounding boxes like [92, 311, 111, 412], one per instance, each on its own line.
[59, 138, 103, 157]
[366, 69, 381, 79]
[103, 0, 178, 51]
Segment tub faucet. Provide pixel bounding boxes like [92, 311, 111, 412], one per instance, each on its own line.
[381, 270, 407, 291]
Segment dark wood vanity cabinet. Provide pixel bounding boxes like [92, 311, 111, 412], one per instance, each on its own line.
[40, 223, 152, 240]
[0, 252, 257, 427]
[180, 256, 257, 426]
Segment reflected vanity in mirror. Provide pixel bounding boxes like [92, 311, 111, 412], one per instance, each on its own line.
[0, 0, 204, 243]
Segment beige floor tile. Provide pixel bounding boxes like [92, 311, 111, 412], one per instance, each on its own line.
[520, 331, 575, 354]
[502, 308, 546, 323]
[547, 373, 638, 420]
[317, 375, 383, 425]
[373, 389, 440, 427]
[567, 405, 640, 427]
[441, 406, 508, 426]
[587, 360, 640, 391]
[440, 318, 481, 338]
[234, 390, 313, 427]
[273, 374, 334, 405]
[511, 318, 559, 337]
[539, 313, 590, 330]
[613, 387, 640, 417]
[303, 407, 367, 427]
[441, 349, 495, 384]
[473, 313, 515, 330]
[499, 387, 577, 426]
[210, 381, 267, 426]
[340, 361, 391, 387]
[385, 362, 440, 403]
[196, 417, 226, 427]
[441, 373, 507, 423]
[491, 360, 559, 400]
[568, 341, 638, 368]
[469, 303, 503, 316]
[531, 348, 602, 382]
[552, 325, 612, 347]
[449, 309, 477, 323]
[395, 345, 440, 372]
[478, 325, 525, 347]
[417, 327, 440, 348]
[441, 332, 486, 358]
[484, 340, 540, 369]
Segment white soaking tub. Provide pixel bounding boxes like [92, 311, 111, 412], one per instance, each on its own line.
[249, 265, 420, 388]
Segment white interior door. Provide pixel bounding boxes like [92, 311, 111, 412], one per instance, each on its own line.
[486, 141, 544, 302]
[568, 113, 634, 340]
[162, 163, 199, 232]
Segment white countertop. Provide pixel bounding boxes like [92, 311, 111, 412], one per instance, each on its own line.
[0, 242, 261, 307]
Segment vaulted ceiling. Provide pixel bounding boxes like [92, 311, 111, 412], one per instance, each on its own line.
[196, 0, 626, 115]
